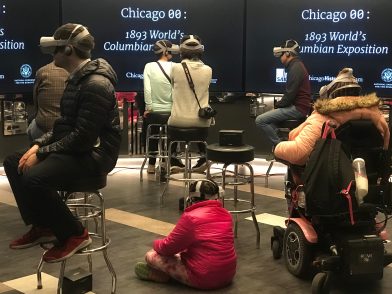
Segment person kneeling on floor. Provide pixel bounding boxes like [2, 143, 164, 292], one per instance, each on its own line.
[135, 180, 237, 290]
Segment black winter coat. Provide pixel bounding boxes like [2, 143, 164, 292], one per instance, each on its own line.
[33, 58, 121, 174]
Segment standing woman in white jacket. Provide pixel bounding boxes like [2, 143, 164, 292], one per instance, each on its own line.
[143, 40, 179, 173]
[168, 35, 213, 173]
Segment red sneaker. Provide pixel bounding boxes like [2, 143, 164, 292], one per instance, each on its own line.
[43, 229, 92, 263]
[10, 226, 56, 249]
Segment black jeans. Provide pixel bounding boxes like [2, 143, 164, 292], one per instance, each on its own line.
[3, 151, 102, 243]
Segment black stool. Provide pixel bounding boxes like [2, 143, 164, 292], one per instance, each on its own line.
[36, 175, 116, 294]
[161, 127, 208, 207]
[206, 143, 260, 248]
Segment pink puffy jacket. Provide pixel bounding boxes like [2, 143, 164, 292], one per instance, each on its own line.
[153, 200, 236, 289]
[274, 94, 390, 165]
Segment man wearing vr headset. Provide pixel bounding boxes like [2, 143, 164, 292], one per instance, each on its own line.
[274, 67, 389, 165]
[3, 23, 121, 263]
[255, 39, 312, 153]
[143, 39, 181, 174]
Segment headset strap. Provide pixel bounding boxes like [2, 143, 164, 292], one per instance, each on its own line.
[155, 61, 171, 83]
[181, 62, 202, 110]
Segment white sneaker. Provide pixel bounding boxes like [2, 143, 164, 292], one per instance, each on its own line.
[147, 164, 155, 174]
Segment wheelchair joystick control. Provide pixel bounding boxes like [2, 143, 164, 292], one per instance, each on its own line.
[352, 158, 368, 204]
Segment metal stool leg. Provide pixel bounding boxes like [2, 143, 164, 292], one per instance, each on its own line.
[160, 140, 176, 205]
[57, 259, 66, 294]
[245, 162, 261, 248]
[140, 124, 168, 182]
[220, 162, 260, 248]
[99, 193, 117, 293]
[36, 253, 45, 289]
[265, 160, 274, 187]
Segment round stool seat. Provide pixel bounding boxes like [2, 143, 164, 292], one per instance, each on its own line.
[59, 175, 107, 192]
[277, 119, 305, 129]
[207, 143, 254, 164]
[168, 126, 208, 142]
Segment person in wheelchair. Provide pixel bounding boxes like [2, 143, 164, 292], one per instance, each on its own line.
[271, 68, 392, 293]
[274, 67, 390, 165]
[134, 180, 236, 290]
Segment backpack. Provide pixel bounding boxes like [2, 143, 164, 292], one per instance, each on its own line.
[302, 122, 357, 218]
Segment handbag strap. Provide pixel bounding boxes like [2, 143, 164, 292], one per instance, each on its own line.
[181, 62, 202, 110]
[156, 61, 171, 83]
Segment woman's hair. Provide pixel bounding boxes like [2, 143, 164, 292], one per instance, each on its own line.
[180, 34, 204, 60]
[319, 67, 361, 98]
[53, 23, 94, 59]
[189, 180, 220, 202]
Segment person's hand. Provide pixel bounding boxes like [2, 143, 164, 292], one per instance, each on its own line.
[18, 144, 39, 174]
[21, 153, 40, 174]
[143, 110, 150, 118]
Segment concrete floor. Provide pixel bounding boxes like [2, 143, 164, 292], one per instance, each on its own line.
[0, 157, 392, 294]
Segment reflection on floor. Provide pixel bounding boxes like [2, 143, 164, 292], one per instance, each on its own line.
[0, 157, 392, 294]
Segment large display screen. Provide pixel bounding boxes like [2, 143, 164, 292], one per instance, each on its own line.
[246, 0, 392, 97]
[0, 0, 60, 93]
[63, 0, 244, 92]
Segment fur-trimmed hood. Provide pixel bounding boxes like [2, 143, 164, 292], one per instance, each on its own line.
[314, 93, 380, 115]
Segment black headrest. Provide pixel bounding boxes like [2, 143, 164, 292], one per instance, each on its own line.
[335, 120, 383, 150]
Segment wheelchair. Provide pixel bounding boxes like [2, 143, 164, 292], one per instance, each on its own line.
[270, 120, 392, 294]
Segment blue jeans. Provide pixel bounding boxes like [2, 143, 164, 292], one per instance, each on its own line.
[255, 105, 305, 146]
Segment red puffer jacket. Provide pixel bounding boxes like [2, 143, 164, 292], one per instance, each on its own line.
[153, 200, 236, 289]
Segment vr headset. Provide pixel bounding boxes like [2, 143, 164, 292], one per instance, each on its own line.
[179, 35, 204, 53]
[39, 24, 91, 55]
[189, 180, 222, 202]
[153, 40, 179, 55]
[319, 68, 361, 98]
[273, 40, 299, 57]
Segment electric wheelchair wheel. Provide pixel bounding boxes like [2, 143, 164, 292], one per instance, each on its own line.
[284, 222, 312, 278]
[311, 272, 331, 294]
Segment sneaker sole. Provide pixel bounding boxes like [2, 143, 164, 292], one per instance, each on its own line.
[9, 236, 57, 250]
[44, 237, 92, 263]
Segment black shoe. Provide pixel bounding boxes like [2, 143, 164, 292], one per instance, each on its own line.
[192, 158, 208, 173]
[170, 158, 185, 174]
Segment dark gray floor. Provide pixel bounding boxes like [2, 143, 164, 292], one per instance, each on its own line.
[1, 164, 392, 294]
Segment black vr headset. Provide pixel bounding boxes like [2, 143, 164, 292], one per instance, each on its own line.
[189, 180, 222, 203]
